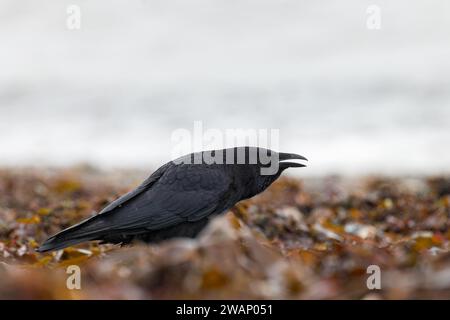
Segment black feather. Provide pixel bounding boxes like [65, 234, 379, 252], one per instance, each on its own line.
[37, 147, 307, 252]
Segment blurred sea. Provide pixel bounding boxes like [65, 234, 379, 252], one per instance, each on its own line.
[1, 0, 450, 176]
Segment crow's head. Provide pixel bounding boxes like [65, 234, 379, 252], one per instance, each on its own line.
[233, 147, 308, 199]
[254, 150, 307, 191]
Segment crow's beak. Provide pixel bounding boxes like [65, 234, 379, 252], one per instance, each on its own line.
[279, 153, 308, 162]
[278, 152, 308, 168]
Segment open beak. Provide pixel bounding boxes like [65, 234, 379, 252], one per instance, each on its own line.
[278, 152, 308, 168]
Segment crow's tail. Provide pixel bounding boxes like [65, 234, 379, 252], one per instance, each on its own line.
[36, 214, 110, 252]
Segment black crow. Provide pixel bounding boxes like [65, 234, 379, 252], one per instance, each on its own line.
[37, 147, 307, 252]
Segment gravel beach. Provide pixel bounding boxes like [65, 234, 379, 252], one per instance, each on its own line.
[1, 167, 449, 299]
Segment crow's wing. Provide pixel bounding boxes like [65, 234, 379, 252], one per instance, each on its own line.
[102, 164, 233, 231]
[37, 162, 234, 252]
[99, 162, 173, 215]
